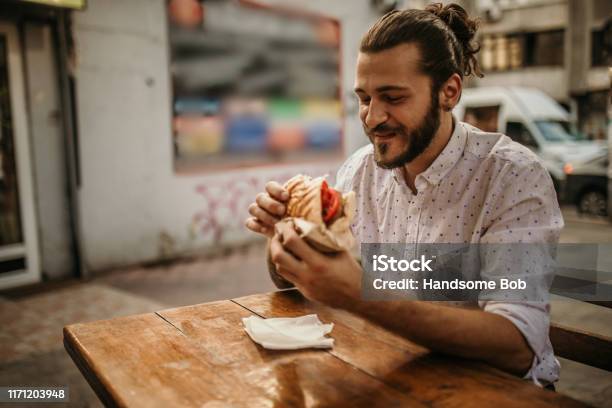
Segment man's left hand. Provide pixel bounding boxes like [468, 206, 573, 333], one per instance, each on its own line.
[270, 221, 362, 308]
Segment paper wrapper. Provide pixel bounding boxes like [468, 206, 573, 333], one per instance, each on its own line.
[277, 175, 356, 253]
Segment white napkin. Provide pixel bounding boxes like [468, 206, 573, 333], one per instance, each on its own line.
[242, 314, 334, 350]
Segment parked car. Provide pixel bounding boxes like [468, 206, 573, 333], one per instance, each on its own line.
[563, 150, 609, 216]
[454, 86, 605, 198]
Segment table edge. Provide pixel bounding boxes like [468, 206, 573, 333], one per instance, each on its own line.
[63, 325, 123, 408]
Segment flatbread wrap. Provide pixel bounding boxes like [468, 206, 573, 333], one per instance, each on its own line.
[276, 174, 356, 253]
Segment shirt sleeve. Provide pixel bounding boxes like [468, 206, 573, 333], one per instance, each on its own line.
[333, 145, 372, 257]
[333, 144, 373, 192]
[334, 160, 352, 194]
[478, 158, 563, 386]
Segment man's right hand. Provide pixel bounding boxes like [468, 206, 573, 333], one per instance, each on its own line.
[245, 181, 289, 238]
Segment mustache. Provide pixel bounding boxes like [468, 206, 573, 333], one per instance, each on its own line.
[364, 122, 405, 137]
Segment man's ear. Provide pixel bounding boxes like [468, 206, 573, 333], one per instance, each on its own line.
[439, 73, 462, 111]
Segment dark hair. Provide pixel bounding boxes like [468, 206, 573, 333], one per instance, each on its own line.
[360, 3, 483, 92]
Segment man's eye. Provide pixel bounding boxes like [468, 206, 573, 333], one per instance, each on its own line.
[358, 97, 371, 105]
[384, 96, 404, 103]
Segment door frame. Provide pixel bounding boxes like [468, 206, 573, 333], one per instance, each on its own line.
[0, 20, 41, 288]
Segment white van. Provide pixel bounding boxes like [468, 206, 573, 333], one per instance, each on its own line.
[454, 86, 604, 194]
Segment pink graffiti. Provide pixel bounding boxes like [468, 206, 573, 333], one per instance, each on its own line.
[192, 168, 338, 242]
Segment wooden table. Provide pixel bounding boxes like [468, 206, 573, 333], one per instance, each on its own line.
[64, 290, 587, 407]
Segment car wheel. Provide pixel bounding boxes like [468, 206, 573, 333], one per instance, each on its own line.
[578, 190, 608, 216]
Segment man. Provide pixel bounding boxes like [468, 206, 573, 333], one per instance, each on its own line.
[245, 3, 562, 386]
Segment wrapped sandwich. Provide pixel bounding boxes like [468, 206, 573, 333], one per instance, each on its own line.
[276, 174, 356, 253]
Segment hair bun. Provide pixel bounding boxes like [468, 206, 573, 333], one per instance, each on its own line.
[425, 2, 483, 78]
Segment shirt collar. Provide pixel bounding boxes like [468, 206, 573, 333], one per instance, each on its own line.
[392, 116, 467, 189]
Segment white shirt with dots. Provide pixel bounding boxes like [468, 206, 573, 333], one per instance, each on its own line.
[335, 120, 563, 386]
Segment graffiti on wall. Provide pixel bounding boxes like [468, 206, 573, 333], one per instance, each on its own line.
[190, 166, 340, 243]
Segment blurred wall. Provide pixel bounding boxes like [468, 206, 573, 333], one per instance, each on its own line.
[73, 0, 379, 272]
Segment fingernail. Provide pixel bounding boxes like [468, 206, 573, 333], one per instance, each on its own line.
[281, 191, 289, 200]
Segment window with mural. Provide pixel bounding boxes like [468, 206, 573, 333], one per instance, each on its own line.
[167, 0, 343, 171]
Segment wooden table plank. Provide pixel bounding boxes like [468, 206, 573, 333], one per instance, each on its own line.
[233, 290, 589, 408]
[65, 299, 426, 407]
[64, 308, 257, 407]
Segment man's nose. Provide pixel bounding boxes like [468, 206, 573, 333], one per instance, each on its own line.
[364, 99, 388, 130]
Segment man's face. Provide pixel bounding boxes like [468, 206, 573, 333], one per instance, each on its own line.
[354, 43, 441, 169]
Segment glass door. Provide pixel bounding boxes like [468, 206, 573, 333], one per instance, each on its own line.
[0, 21, 40, 289]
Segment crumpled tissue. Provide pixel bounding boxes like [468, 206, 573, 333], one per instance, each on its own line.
[242, 314, 334, 350]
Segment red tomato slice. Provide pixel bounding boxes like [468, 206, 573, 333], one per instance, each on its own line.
[321, 180, 329, 200]
[321, 181, 341, 224]
[324, 190, 340, 223]
[321, 181, 330, 216]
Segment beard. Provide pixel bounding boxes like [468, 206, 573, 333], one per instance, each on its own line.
[364, 91, 441, 169]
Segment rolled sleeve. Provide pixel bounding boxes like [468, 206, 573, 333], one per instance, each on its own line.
[482, 301, 560, 385]
[479, 158, 563, 385]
